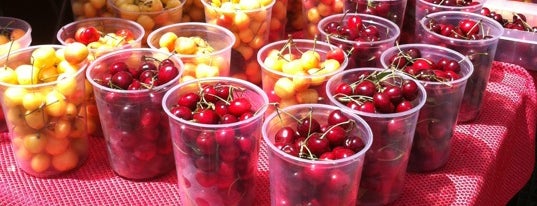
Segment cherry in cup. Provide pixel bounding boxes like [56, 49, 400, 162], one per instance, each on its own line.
[86, 48, 184, 180]
[326, 68, 427, 205]
[318, 13, 400, 69]
[417, 11, 504, 123]
[162, 77, 269, 206]
[344, 0, 408, 29]
[262, 104, 373, 206]
[380, 43, 474, 172]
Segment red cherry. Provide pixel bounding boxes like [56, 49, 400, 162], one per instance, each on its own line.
[194, 109, 219, 124]
[228, 98, 252, 117]
[354, 80, 376, 97]
[458, 19, 479, 36]
[75, 26, 100, 45]
[111, 71, 133, 89]
[344, 135, 366, 152]
[334, 82, 353, 96]
[305, 133, 330, 157]
[346, 16, 363, 32]
[274, 127, 297, 145]
[157, 62, 179, 85]
[115, 28, 135, 41]
[395, 100, 414, 112]
[332, 147, 355, 159]
[326, 48, 346, 64]
[297, 118, 321, 137]
[401, 80, 419, 101]
[325, 125, 347, 147]
[196, 132, 216, 155]
[177, 92, 200, 110]
[171, 105, 193, 120]
[373, 93, 395, 113]
[220, 114, 238, 124]
[327, 110, 350, 128]
[215, 128, 236, 146]
[109, 62, 129, 74]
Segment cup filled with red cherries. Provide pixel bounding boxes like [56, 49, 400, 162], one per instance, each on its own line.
[326, 68, 426, 205]
[344, 0, 408, 29]
[262, 103, 373, 206]
[318, 13, 400, 69]
[162, 77, 269, 205]
[417, 11, 504, 123]
[86, 48, 184, 180]
[381, 44, 474, 172]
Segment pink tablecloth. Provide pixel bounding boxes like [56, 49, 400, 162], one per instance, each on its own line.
[1, 62, 535, 206]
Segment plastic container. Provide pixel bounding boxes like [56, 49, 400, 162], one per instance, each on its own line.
[86, 48, 184, 180]
[163, 77, 269, 206]
[318, 13, 400, 69]
[301, 0, 345, 39]
[326, 68, 426, 205]
[262, 103, 373, 206]
[181, 0, 205, 22]
[380, 44, 474, 172]
[70, 0, 112, 20]
[484, 0, 537, 26]
[201, 0, 276, 85]
[0, 45, 89, 178]
[344, 0, 408, 29]
[495, 29, 537, 71]
[417, 11, 504, 123]
[270, 0, 289, 41]
[56, 17, 145, 61]
[147, 22, 235, 82]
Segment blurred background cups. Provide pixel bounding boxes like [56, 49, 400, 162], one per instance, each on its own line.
[181, 0, 205, 22]
[201, 0, 275, 86]
[86, 48, 184, 180]
[326, 68, 426, 205]
[301, 0, 345, 39]
[344, 0, 408, 29]
[380, 43, 474, 172]
[318, 13, 400, 69]
[417, 11, 504, 123]
[262, 104, 373, 206]
[0, 16, 33, 133]
[0, 45, 90, 178]
[258, 39, 348, 114]
[163, 77, 268, 205]
[147, 22, 235, 82]
[70, 0, 113, 20]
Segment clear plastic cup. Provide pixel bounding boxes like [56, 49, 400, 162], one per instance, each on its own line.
[0, 17, 32, 133]
[262, 103, 373, 206]
[269, 0, 289, 41]
[344, 0, 408, 29]
[0, 45, 89, 178]
[494, 29, 537, 71]
[107, 0, 185, 45]
[147, 22, 235, 82]
[380, 44, 474, 172]
[417, 11, 504, 123]
[301, 0, 345, 39]
[286, 0, 306, 33]
[258, 39, 348, 114]
[70, 0, 113, 20]
[163, 77, 269, 206]
[201, 0, 275, 85]
[181, 0, 205, 22]
[326, 68, 427, 205]
[86, 48, 184, 180]
[56, 17, 145, 61]
[318, 13, 400, 69]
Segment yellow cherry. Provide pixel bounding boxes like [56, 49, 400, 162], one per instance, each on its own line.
[25, 109, 49, 130]
[23, 133, 48, 154]
[64, 42, 89, 65]
[31, 46, 57, 69]
[44, 90, 67, 117]
[3, 87, 27, 107]
[0, 66, 18, 84]
[31, 153, 51, 173]
[300, 50, 321, 70]
[159, 32, 178, 52]
[22, 92, 46, 111]
[295, 88, 319, 104]
[15, 64, 40, 85]
[52, 148, 79, 172]
[274, 77, 296, 99]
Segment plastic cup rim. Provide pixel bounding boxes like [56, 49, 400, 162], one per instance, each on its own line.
[418, 0, 487, 10]
[107, 0, 186, 14]
[200, 0, 277, 12]
[0, 16, 32, 45]
[56, 17, 145, 46]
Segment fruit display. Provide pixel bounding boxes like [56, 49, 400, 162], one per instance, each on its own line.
[269, 0, 289, 41]
[0, 44, 90, 177]
[70, 0, 112, 20]
[262, 104, 373, 205]
[163, 77, 268, 205]
[417, 11, 504, 123]
[201, 0, 275, 85]
[258, 38, 348, 114]
[286, 0, 306, 33]
[481, 7, 537, 32]
[318, 13, 400, 69]
[326, 68, 426, 205]
[301, 0, 345, 38]
[107, 0, 185, 45]
[344, 0, 408, 29]
[181, 0, 205, 22]
[147, 22, 235, 82]
[86, 48, 183, 180]
[381, 44, 474, 172]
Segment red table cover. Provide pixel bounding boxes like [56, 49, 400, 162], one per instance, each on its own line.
[1, 62, 535, 206]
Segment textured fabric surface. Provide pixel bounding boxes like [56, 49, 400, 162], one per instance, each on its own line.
[0, 62, 535, 206]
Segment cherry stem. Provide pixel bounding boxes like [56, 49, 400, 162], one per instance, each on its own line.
[318, 119, 355, 140]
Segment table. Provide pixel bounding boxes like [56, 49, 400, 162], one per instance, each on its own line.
[1, 62, 535, 206]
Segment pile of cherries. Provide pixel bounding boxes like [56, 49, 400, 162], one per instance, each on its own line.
[481, 7, 537, 32]
[422, 0, 481, 6]
[93, 57, 180, 90]
[73, 26, 135, 45]
[425, 18, 493, 40]
[387, 47, 463, 82]
[322, 15, 381, 42]
[332, 70, 420, 114]
[273, 109, 366, 160]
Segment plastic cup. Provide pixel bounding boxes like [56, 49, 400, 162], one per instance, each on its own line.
[344, 0, 408, 29]
[301, 0, 345, 39]
[0, 17, 32, 133]
[494, 29, 537, 71]
[262, 103, 373, 206]
[286, 0, 306, 33]
[147, 22, 235, 82]
[258, 39, 348, 114]
[70, 0, 113, 20]
[181, 0, 205, 22]
[163, 77, 269, 206]
[380, 44, 474, 172]
[56, 17, 145, 61]
[326, 68, 427, 205]
[417, 11, 504, 123]
[269, 0, 289, 41]
[201, 0, 275, 85]
[318, 13, 400, 69]
[107, 0, 185, 45]
[86, 48, 184, 180]
[0, 45, 89, 178]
